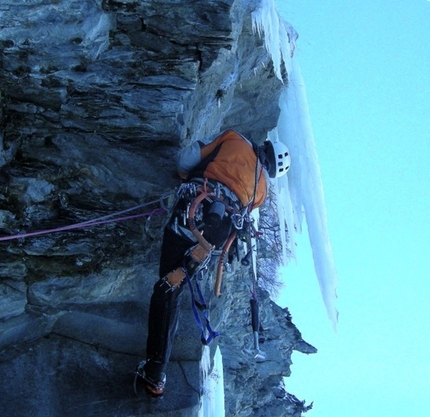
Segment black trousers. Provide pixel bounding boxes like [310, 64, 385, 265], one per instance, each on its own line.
[145, 196, 233, 376]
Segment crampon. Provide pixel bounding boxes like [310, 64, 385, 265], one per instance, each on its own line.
[134, 361, 166, 398]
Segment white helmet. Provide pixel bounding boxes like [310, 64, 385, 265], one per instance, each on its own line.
[264, 140, 291, 178]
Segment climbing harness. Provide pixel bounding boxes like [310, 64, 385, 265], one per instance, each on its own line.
[175, 177, 257, 296]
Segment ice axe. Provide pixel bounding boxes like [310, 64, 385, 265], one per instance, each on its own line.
[245, 297, 266, 361]
[242, 220, 266, 361]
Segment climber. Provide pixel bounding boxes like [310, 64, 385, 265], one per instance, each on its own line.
[135, 129, 291, 397]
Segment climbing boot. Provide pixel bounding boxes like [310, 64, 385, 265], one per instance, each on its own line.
[142, 373, 166, 397]
[134, 360, 166, 398]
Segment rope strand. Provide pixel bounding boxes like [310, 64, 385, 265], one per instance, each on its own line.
[0, 200, 166, 242]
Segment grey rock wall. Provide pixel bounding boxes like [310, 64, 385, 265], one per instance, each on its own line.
[0, 0, 315, 416]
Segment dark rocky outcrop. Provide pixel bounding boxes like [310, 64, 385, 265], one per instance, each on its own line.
[0, 1, 315, 415]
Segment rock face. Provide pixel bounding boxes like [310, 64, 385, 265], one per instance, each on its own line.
[0, 1, 315, 416]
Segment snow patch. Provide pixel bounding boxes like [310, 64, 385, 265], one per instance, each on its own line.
[199, 346, 225, 417]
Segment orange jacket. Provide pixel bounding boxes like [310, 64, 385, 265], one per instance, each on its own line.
[179, 130, 267, 208]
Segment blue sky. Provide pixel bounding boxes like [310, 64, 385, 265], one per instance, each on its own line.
[275, 1, 430, 416]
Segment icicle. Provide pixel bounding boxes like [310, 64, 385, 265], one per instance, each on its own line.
[252, 0, 337, 329]
[277, 62, 339, 329]
[251, 0, 296, 81]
